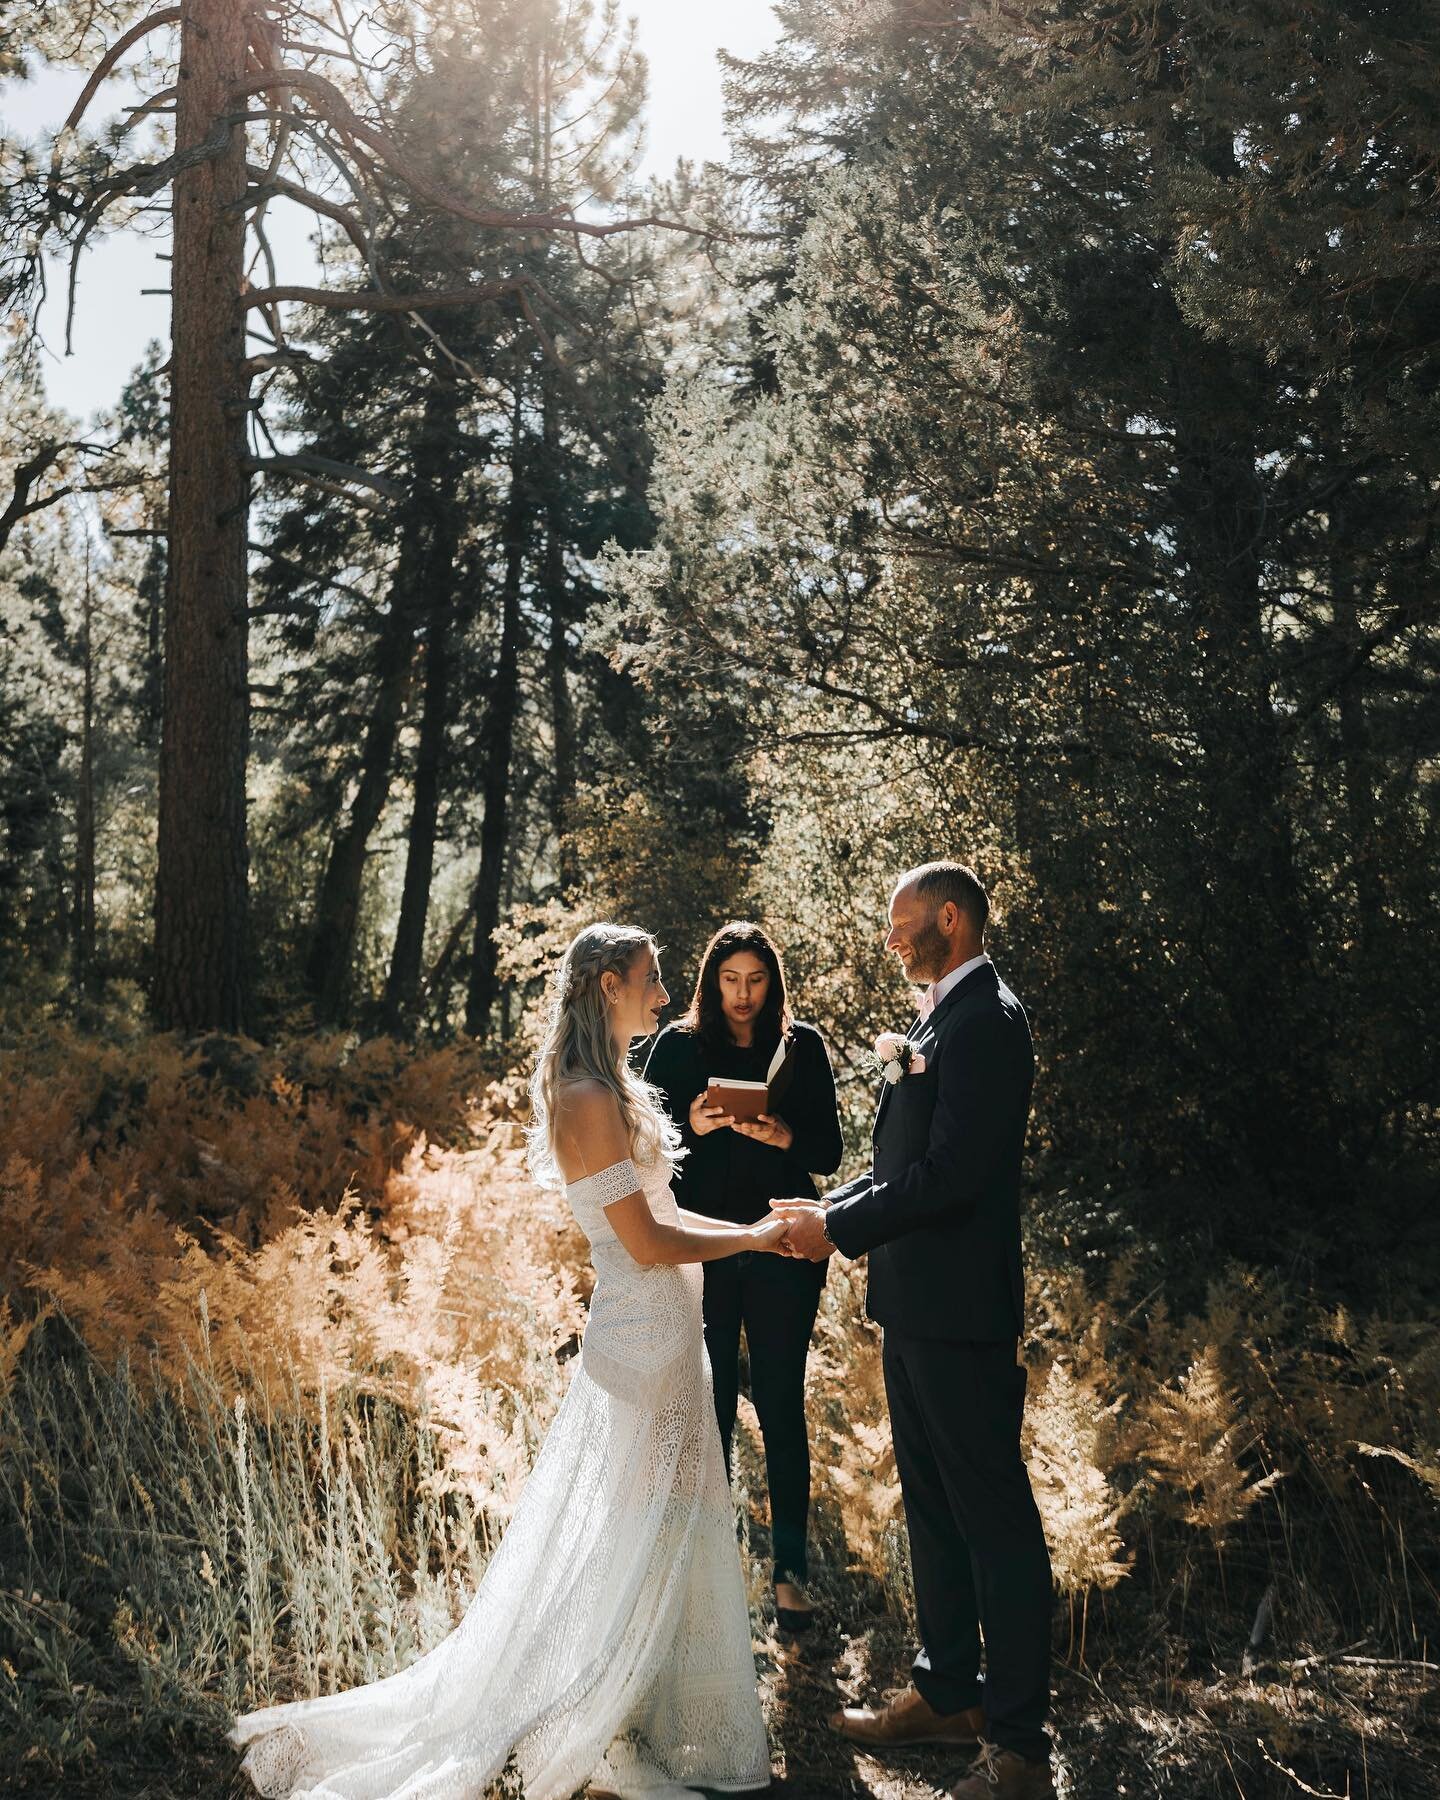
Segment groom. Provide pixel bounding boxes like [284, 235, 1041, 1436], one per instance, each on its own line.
[772, 861, 1053, 1800]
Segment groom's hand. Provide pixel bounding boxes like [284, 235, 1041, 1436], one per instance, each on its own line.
[769, 1198, 832, 1262]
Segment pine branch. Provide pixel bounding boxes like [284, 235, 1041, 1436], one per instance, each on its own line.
[228, 68, 715, 244]
[244, 453, 404, 503]
[0, 444, 69, 552]
[246, 539, 375, 610]
[241, 166, 369, 260]
[54, 7, 182, 149]
[241, 281, 534, 314]
[63, 115, 237, 351]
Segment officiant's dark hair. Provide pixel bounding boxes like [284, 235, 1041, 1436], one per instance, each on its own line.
[683, 921, 793, 1055]
[905, 860, 990, 936]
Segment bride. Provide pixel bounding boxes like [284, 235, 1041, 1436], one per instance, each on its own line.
[228, 922, 789, 1800]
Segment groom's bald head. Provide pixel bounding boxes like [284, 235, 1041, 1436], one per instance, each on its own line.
[900, 861, 989, 937]
[888, 861, 988, 983]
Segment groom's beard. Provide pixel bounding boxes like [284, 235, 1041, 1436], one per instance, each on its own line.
[908, 919, 949, 985]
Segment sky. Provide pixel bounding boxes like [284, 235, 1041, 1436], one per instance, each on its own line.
[0, 1, 785, 424]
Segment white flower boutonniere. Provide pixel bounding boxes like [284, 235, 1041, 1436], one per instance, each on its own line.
[872, 1030, 927, 1085]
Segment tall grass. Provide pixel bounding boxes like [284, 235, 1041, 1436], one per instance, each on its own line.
[1, 1024, 1436, 1791]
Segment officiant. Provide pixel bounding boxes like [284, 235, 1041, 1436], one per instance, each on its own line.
[645, 921, 844, 1632]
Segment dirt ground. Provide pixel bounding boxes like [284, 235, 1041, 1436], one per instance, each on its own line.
[742, 1591, 1440, 1800]
[728, 1403, 1439, 1800]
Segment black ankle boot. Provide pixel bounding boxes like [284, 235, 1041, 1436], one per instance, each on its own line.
[773, 1574, 814, 1633]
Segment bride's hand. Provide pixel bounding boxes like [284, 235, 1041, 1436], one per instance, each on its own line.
[749, 1212, 792, 1254]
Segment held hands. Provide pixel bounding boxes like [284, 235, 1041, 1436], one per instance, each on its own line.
[763, 1198, 833, 1263]
[749, 1212, 793, 1253]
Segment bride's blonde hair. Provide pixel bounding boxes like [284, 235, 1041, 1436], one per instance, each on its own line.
[527, 922, 683, 1188]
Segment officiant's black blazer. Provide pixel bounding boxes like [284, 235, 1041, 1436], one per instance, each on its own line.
[823, 961, 1034, 1342]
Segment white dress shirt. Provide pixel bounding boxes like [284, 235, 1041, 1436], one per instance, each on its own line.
[916, 951, 990, 1021]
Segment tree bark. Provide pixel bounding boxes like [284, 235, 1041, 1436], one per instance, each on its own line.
[305, 608, 416, 1022]
[1171, 349, 1323, 1189]
[541, 367, 578, 892]
[152, 0, 252, 1032]
[74, 560, 98, 1002]
[1329, 497, 1384, 950]
[382, 395, 463, 1033]
[307, 580, 433, 1030]
[465, 383, 528, 1038]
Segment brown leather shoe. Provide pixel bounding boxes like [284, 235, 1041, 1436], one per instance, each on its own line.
[947, 1741, 1055, 1799]
[829, 1684, 984, 1749]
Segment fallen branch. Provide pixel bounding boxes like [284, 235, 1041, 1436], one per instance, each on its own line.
[1254, 1737, 1349, 1799]
[1289, 1651, 1439, 1674]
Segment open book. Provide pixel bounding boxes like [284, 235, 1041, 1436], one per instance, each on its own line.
[705, 1035, 798, 1124]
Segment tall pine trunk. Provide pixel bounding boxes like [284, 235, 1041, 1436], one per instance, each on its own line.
[306, 389, 463, 1023]
[74, 560, 97, 1002]
[1172, 347, 1321, 1189]
[382, 400, 463, 1033]
[153, 0, 251, 1032]
[305, 583, 417, 1023]
[541, 369, 578, 892]
[1329, 497, 1384, 951]
[465, 384, 527, 1038]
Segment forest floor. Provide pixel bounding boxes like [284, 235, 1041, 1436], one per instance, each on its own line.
[731, 1413, 1440, 1800]
[750, 1597, 1440, 1800]
[5, 1431, 1437, 1800]
[13, 1611, 1435, 1800]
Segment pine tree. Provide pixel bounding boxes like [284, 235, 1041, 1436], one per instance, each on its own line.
[12, 0, 697, 1032]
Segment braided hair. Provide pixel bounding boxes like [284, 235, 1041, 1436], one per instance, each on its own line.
[527, 922, 683, 1189]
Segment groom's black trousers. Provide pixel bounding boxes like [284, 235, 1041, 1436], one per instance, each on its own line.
[883, 1332, 1052, 1763]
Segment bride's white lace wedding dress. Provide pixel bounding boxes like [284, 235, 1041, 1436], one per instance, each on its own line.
[228, 1153, 771, 1800]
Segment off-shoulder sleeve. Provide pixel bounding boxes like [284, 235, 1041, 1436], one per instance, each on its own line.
[566, 1158, 642, 1211]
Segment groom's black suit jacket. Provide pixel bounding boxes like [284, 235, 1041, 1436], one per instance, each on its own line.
[823, 961, 1034, 1342]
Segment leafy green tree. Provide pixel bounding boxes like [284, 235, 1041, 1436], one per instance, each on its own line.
[606, 0, 1440, 1251]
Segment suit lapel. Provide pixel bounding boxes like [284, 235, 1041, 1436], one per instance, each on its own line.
[870, 964, 1000, 1146]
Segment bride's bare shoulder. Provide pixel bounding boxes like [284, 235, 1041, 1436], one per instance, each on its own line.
[553, 1079, 625, 1134]
[554, 1076, 615, 1107]
[551, 1081, 632, 1184]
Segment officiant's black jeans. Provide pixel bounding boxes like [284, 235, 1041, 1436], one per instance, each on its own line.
[702, 1249, 824, 1585]
[884, 1332, 1052, 1763]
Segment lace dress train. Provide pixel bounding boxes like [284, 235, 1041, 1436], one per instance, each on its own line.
[228, 1155, 770, 1800]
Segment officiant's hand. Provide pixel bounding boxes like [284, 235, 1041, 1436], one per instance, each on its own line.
[732, 1112, 794, 1151]
[768, 1198, 832, 1262]
[689, 1091, 735, 1136]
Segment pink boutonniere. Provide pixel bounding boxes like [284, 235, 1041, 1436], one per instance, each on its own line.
[872, 1031, 926, 1085]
